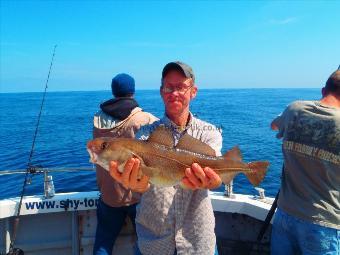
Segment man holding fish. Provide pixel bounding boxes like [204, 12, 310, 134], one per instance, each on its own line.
[87, 61, 268, 255]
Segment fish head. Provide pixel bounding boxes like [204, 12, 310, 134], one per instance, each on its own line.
[87, 137, 132, 171]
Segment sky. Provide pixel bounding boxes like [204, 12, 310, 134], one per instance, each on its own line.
[1, 1, 340, 93]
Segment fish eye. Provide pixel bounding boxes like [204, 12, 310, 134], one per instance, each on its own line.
[101, 142, 108, 150]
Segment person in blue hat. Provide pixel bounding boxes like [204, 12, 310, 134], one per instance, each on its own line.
[92, 73, 157, 255]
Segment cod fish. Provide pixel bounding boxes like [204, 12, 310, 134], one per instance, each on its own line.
[87, 125, 269, 187]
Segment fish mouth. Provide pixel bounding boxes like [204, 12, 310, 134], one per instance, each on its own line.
[87, 148, 98, 164]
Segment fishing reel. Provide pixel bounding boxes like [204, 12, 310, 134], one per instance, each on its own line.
[26, 165, 44, 184]
[1, 248, 24, 255]
[7, 248, 24, 255]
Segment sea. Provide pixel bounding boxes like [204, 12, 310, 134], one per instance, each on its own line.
[0, 89, 320, 200]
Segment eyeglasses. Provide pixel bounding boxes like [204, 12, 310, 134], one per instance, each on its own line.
[162, 84, 194, 94]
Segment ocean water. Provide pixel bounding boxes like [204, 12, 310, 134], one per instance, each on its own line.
[0, 89, 320, 200]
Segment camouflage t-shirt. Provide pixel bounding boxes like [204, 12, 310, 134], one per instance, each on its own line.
[273, 100, 340, 229]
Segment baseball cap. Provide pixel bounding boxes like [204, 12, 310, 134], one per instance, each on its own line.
[162, 61, 195, 82]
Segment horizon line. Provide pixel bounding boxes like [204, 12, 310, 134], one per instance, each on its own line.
[0, 87, 321, 94]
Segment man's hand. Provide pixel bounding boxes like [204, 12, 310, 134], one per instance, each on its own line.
[182, 163, 222, 190]
[109, 158, 150, 193]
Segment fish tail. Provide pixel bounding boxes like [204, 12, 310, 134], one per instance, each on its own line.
[244, 161, 269, 186]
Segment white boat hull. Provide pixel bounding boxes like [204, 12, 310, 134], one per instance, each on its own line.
[0, 191, 274, 255]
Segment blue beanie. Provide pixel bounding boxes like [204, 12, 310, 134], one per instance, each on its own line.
[111, 73, 135, 97]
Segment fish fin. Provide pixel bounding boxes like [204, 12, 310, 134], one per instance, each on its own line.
[244, 161, 270, 186]
[141, 166, 179, 187]
[219, 172, 238, 184]
[223, 146, 242, 162]
[176, 133, 216, 156]
[152, 178, 179, 187]
[140, 166, 159, 179]
[147, 125, 174, 147]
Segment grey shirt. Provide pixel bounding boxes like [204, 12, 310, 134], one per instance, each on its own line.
[273, 101, 340, 229]
[135, 113, 222, 255]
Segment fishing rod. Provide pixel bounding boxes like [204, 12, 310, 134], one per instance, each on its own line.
[0, 167, 94, 175]
[6, 45, 57, 255]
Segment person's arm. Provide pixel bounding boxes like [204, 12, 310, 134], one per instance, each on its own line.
[271, 101, 297, 134]
[271, 120, 279, 130]
[271, 107, 290, 139]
